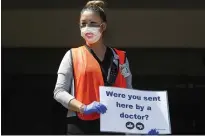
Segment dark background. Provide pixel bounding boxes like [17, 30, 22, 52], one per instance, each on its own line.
[2, 48, 205, 134]
[2, 0, 205, 135]
[2, 0, 205, 9]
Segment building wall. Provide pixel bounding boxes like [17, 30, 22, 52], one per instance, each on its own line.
[2, 9, 205, 48]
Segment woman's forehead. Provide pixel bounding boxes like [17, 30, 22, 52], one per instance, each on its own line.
[80, 10, 101, 22]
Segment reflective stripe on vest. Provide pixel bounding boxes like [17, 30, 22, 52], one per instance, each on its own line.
[71, 46, 127, 120]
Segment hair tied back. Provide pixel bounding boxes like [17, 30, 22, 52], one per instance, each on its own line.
[85, 0, 105, 11]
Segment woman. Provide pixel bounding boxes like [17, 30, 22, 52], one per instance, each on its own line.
[54, 0, 132, 134]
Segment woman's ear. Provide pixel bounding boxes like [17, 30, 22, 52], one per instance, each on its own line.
[101, 22, 107, 32]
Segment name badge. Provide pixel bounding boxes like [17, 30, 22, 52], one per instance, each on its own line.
[120, 64, 130, 78]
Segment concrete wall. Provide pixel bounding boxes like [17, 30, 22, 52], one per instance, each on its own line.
[2, 9, 205, 48]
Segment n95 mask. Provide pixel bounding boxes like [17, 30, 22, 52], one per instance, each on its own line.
[81, 26, 102, 45]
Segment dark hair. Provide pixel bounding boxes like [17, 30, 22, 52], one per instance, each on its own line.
[81, 0, 107, 22]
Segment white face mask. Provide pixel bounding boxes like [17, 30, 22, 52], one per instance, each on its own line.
[81, 26, 102, 45]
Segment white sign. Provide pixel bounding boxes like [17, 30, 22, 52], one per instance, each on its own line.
[99, 86, 171, 134]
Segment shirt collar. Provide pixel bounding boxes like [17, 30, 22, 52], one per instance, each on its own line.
[110, 47, 119, 60]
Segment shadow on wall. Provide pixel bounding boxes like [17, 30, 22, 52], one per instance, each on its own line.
[2, 74, 205, 134]
[1, 48, 205, 134]
[2, 74, 67, 135]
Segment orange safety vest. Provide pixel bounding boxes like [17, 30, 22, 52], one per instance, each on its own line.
[71, 46, 127, 120]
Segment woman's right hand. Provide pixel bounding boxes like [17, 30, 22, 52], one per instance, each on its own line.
[82, 101, 107, 115]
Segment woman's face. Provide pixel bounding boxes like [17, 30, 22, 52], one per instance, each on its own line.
[80, 10, 106, 32]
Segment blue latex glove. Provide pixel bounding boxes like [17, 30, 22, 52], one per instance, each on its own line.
[83, 101, 107, 115]
[148, 129, 159, 135]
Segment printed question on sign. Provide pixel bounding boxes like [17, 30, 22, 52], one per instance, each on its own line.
[105, 91, 161, 121]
